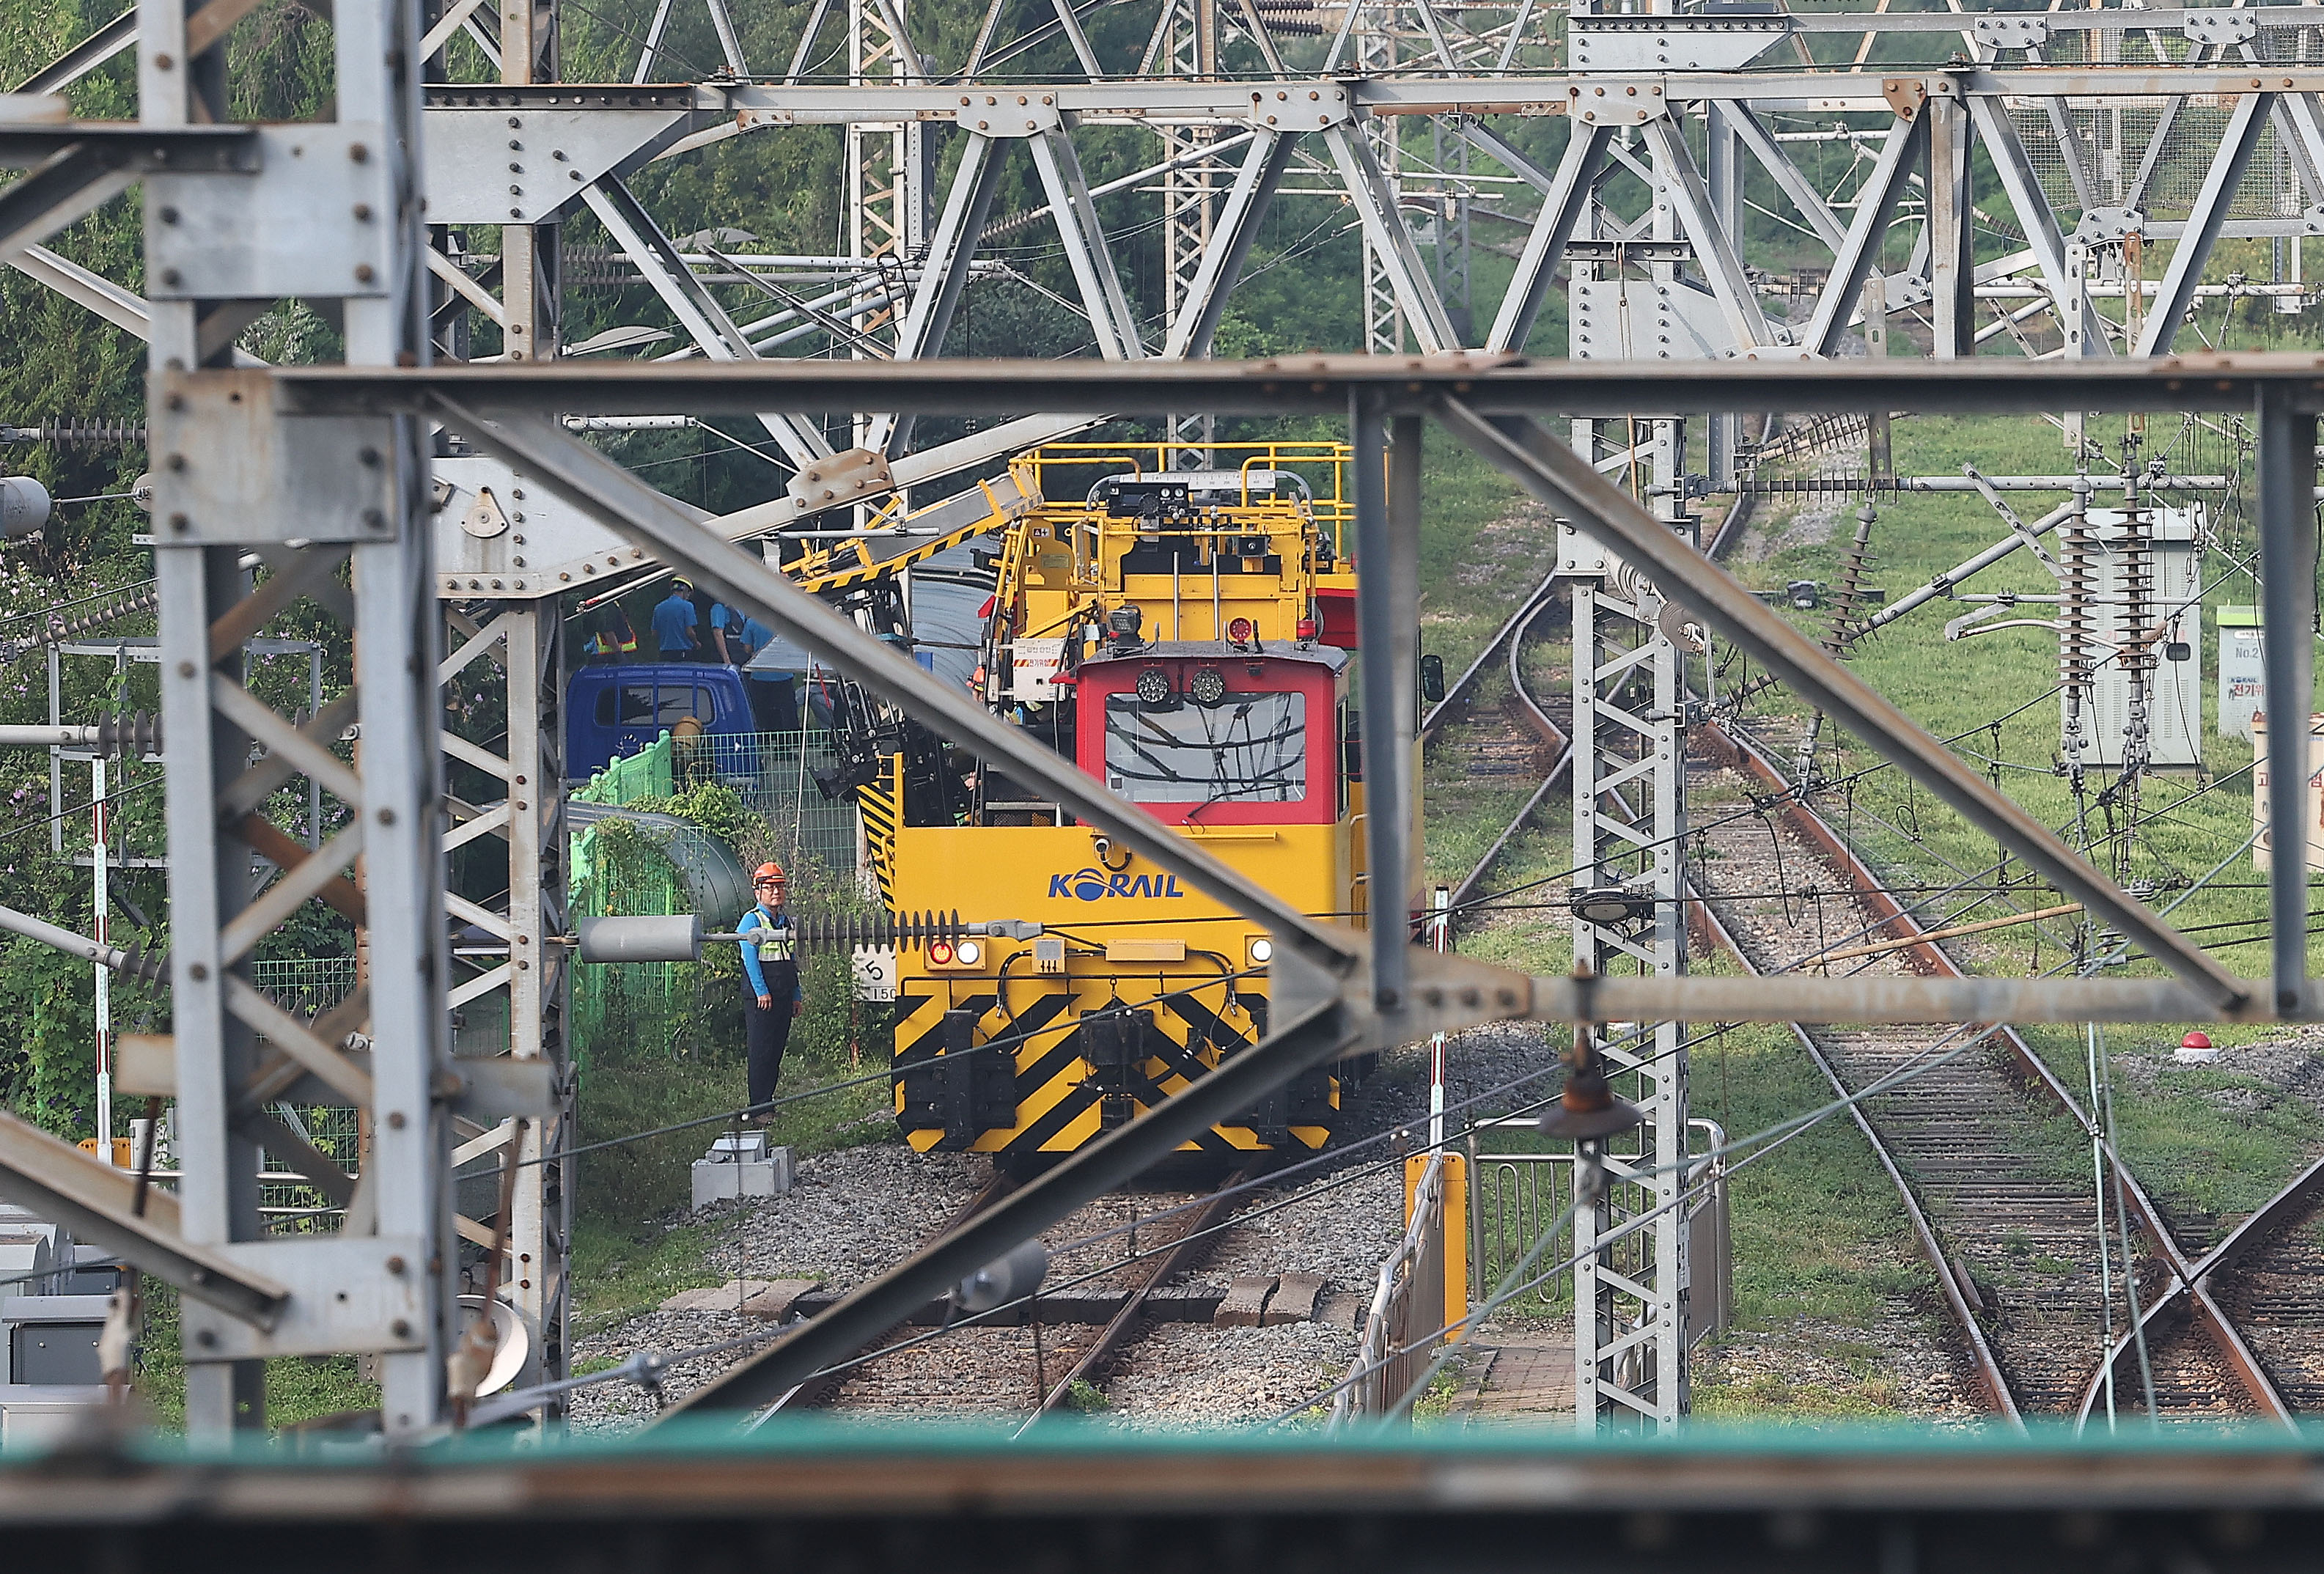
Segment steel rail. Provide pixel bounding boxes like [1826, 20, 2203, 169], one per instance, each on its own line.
[763, 1169, 1018, 1413]
[1438, 400, 2251, 1010]
[1019, 1165, 1261, 1429]
[1502, 595, 1564, 752]
[1449, 593, 1570, 916]
[1683, 866, 2025, 1427]
[2073, 1152, 2324, 1427]
[1451, 761, 1570, 918]
[1697, 721, 2296, 1423]
[1419, 575, 1555, 745]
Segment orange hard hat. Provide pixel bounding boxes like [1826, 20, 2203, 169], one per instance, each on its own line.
[754, 862, 786, 883]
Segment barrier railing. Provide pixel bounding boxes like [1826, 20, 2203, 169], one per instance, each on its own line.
[1331, 1151, 1455, 1427]
[1465, 1117, 1731, 1347]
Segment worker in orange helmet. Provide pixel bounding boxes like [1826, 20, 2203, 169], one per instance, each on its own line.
[738, 861, 804, 1122]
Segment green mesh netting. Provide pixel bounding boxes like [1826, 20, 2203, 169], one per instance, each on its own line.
[567, 728, 857, 1070]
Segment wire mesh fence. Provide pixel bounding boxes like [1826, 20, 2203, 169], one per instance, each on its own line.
[246, 957, 363, 1229]
[682, 729, 858, 873]
[576, 726, 857, 874]
[570, 727, 861, 1072]
[2007, 98, 2308, 221]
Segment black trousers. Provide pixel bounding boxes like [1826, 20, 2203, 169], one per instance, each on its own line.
[746, 966, 798, 1111]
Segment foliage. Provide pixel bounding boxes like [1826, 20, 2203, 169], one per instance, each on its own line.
[571, 778, 893, 1223]
[136, 1280, 382, 1432]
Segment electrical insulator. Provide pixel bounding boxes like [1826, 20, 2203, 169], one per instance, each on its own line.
[0, 477, 51, 539]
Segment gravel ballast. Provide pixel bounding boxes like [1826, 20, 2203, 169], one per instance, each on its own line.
[565, 1026, 1563, 1433]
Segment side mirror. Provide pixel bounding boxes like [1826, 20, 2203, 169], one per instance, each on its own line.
[1419, 653, 1446, 705]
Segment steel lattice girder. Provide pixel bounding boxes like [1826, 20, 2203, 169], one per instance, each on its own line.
[253, 349, 2324, 1028]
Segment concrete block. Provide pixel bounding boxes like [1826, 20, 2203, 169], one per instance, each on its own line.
[691, 1144, 795, 1210]
[1213, 1273, 1279, 1327]
[1316, 1292, 1369, 1330]
[739, 1278, 823, 1320]
[711, 1131, 769, 1162]
[1263, 1271, 1326, 1325]
[660, 1280, 779, 1314]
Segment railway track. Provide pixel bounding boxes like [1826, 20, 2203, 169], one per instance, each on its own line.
[789, 1166, 1262, 1421]
[1684, 456, 2324, 1424]
[1427, 433, 2324, 1424]
[1688, 721, 2324, 1423]
[1433, 575, 1573, 915]
[768, 1166, 1018, 1415]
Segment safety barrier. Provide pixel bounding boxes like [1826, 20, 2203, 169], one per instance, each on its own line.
[1330, 1151, 1466, 1427]
[1465, 1117, 1730, 1346]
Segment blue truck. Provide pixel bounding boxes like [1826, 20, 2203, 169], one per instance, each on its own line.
[565, 662, 758, 780]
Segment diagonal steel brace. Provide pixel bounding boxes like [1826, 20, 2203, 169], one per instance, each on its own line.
[0, 1110, 290, 1327]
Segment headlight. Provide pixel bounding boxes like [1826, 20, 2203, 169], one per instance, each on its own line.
[1249, 936, 1273, 964]
[1189, 666, 1227, 705]
[957, 939, 982, 966]
[1135, 667, 1172, 705]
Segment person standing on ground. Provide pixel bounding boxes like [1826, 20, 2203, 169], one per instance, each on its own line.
[734, 613, 799, 732]
[738, 861, 804, 1121]
[708, 598, 744, 666]
[652, 577, 701, 660]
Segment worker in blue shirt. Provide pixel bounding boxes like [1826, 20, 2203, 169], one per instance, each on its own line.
[738, 861, 804, 1119]
[732, 612, 798, 732]
[652, 578, 701, 660]
[708, 600, 742, 666]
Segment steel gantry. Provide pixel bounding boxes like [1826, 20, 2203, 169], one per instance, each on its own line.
[5, 0, 2324, 1442]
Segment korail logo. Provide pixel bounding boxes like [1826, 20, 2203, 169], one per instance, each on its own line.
[1048, 867, 1186, 901]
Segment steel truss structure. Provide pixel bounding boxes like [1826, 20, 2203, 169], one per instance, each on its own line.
[3, 0, 2324, 1440]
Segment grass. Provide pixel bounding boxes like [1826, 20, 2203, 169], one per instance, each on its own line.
[134, 1281, 381, 1432]
[1413, 444, 1957, 1419]
[1722, 404, 2324, 1235]
[568, 1033, 894, 1334]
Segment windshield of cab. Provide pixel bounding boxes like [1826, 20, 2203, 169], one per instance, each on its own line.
[1103, 691, 1308, 805]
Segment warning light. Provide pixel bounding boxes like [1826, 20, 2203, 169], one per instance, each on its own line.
[1227, 617, 1257, 648]
[1295, 617, 1317, 642]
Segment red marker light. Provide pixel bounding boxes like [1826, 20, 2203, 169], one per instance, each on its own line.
[928, 940, 955, 965]
[1295, 617, 1317, 641]
[1228, 616, 1257, 647]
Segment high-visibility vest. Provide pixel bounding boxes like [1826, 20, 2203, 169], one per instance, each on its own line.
[586, 608, 640, 656]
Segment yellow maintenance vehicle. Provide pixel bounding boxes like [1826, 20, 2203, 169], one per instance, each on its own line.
[803, 441, 1405, 1163]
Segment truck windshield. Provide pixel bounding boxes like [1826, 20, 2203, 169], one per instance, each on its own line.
[597, 683, 718, 728]
[1104, 692, 1307, 804]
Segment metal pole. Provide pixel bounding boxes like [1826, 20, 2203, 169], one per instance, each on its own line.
[1430, 883, 1449, 1151]
[92, 754, 109, 1158]
[1353, 396, 1418, 1010]
[501, 603, 567, 1398]
[2257, 386, 2317, 1013]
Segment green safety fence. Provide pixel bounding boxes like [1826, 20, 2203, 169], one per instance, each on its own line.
[569, 727, 857, 1072]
